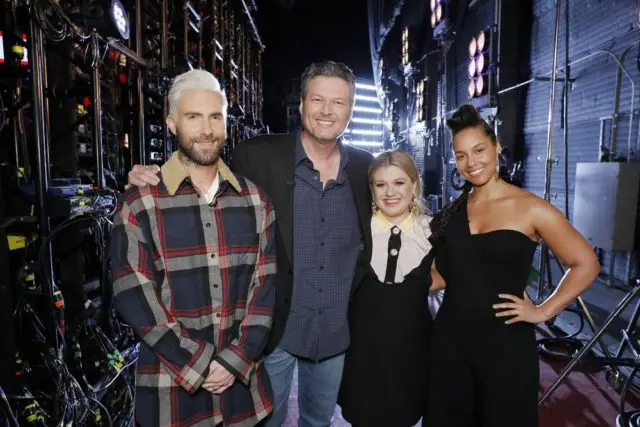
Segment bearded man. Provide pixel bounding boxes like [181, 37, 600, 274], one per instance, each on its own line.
[109, 69, 276, 427]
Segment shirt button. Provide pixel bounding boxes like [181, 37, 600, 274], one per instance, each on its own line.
[319, 266, 324, 271]
[320, 242, 324, 247]
[390, 248, 399, 257]
[213, 284, 219, 288]
[210, 253, 216, 259]
[318, 289, 323, 293]
[216, 313, 221, 318]
[205, 223, 211, 228]
[321, 217, 325, 222]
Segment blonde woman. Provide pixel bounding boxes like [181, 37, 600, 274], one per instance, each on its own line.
[338, 150, 435, 427]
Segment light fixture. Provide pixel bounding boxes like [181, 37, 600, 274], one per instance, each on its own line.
[110, 0, 129, 39]
[467, 26, 495, 103]
[69, 0, 130, 40]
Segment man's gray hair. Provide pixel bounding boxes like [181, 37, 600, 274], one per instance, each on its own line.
[168, 69, 228, 119]
[300, 61, 356, 102]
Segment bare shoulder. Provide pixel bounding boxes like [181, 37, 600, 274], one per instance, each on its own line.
[510, 187, 564, 222]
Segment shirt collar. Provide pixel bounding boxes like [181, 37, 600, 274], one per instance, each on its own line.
[372, 210, 415, 235]
[295, 131, 351, 169]
[161, 151, 241, 196]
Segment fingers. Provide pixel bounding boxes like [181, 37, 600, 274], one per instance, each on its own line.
[504, 316, 524, 325]
[493, 302, 518, 310]
[498, 294, 521, 303]
[495, 309, 520, 318]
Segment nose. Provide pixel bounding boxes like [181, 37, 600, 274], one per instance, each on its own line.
[321, 101, 332, 115]
[384, 185, 395, 197]
[202, 119, 214, 136]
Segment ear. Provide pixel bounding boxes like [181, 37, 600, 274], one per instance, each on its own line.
[299, 98, 304, 117]
[166, 115, 177, 135]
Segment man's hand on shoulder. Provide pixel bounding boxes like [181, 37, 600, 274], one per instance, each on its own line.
[125, 164, 161, 190]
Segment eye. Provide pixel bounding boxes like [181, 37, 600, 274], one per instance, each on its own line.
[375, 183, 385, 188]
[474, 146, 486, 154]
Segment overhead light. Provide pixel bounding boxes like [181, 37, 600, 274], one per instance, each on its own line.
[69, 0, 130, 40]
[351, 117, 383, 124]
[110, 0, 130, 39]
[468, 37, 477, 57]
[353, 106, 382, 114]
[355, 94, 378, 102]
[344, 140, 384, 147]
[355, 82, 377, 91]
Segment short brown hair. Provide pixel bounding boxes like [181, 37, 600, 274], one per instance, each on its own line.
[300, 61, 356, 101]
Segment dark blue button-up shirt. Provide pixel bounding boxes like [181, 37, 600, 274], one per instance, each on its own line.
[279, 134, 361, 360]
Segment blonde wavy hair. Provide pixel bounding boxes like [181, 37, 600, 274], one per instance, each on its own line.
[368, 149, 428, 216]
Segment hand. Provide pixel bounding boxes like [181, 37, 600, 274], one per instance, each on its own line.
[202, 361, 235, 394]
[493, 291, 549, 325]
[125, 164, 160, 190]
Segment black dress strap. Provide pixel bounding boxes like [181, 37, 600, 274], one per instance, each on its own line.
[384, 226, 402, 284]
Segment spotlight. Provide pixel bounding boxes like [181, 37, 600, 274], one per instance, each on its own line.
[468, 79, 476, 98]
[431, 0, 448, 33]
[468, 37, 477, 57]
[69, 0, 130, 40]
[467, 26, 497, 106]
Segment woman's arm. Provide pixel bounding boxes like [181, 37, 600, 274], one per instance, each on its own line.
[532, 199, 600, 318]
[495, 198, 600, 324]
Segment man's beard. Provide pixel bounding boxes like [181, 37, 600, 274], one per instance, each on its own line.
[176, 129, 224, 166]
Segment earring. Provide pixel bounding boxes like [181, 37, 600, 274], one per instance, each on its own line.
[496, 155, 501, 176]
[371, 201, 378, 212]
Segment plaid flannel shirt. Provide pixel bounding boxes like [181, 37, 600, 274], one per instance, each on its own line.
[110, 152, 276, 427]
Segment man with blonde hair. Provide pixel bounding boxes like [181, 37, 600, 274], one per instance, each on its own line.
[110, 69, 276, 427]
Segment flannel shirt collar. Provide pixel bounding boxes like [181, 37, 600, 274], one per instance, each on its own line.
[161, 151, 241, 196]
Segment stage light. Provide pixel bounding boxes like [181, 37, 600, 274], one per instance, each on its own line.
[467, 26, 496, 106]
[477, 30, 488, 52]
[431, 0, 450, 36]
[468, 59, 476, 78]
[69, 0, 130, 40]
[475, 75, 486, 97]
[415, 79, 424, 122]
[468, 37, 477, 57]
[468, 79, 476, 98]
[402, 27, 409, 66]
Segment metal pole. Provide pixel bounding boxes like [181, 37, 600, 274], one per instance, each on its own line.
[536, 0, 562, 303]
[539, 284, 640, 405]
[91, 38, 105, 189]
[562, 0, 569, 219]
[29, 10, 58, 350]
[136, 0, 147, 165]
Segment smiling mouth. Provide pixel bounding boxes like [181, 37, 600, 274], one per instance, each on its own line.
[468, 168, 484, 177]
[315, 119, 335, 126]
[383, 199, 401, 206]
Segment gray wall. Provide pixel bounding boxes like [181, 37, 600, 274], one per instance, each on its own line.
[437, 0, 640, 285]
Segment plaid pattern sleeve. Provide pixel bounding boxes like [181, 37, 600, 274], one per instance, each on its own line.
[109, 154, 275, 427]
[110, 194, 216, 393]
[214, 194, 277, 385]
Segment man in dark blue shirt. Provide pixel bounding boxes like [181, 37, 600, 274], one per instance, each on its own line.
[126, 61, 374, 427]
